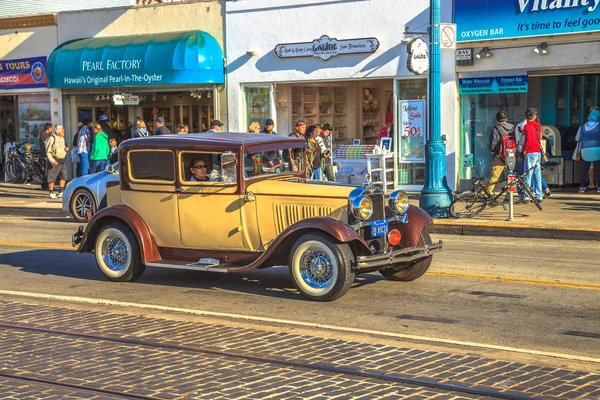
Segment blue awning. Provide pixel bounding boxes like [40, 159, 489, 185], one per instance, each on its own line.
[47, 30, 224, 88]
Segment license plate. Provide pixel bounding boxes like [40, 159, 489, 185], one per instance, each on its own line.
[370, 219, 388, 238]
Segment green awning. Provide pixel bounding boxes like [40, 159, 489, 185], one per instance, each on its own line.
[48, 30, 224, 88]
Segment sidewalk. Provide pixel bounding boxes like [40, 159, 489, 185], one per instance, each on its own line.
[1, 182, 599, 240]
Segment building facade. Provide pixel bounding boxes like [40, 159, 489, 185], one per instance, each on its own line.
[455, 0, 600, 188]
[225, 0, 458, 191]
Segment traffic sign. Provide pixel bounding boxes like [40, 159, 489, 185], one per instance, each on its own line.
[440, 24, 456, 50]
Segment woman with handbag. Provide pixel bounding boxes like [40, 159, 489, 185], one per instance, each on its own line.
[574, 108, 600, 194]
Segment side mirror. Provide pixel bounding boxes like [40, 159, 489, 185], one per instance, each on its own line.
[220, 152, 237, 186]
[106, 164, 116, 174]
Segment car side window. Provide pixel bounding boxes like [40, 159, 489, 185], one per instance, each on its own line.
[180, 151, 237, 184]
[129, 150, 175, 182]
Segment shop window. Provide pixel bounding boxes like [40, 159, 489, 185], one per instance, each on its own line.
[129, 150, 175, 182]
[17, 94, 51, 151]
[396, 79, 427, 186]
[245, 86, 272, 130]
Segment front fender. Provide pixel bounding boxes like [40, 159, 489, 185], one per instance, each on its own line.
[393, 205, 434, 247]
[77, 205, 161, 264]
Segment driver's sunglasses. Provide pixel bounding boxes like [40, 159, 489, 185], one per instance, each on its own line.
[193, 164, 207, 169]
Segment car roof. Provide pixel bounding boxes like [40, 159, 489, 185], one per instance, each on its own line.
[119, 132, 307, 151]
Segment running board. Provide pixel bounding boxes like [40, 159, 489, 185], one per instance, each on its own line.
[146, 260, 229, 273]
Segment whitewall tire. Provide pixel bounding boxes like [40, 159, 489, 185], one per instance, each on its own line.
[94, 222, 145, 282]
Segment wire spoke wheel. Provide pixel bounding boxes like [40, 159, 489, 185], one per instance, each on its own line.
[450, 192, 487, 218]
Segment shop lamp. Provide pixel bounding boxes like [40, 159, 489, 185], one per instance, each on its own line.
[207, 91, 212, 99]
[95, 95, 100, 101]
[475, 47, 493, 59]
[533, 42, 549, 55]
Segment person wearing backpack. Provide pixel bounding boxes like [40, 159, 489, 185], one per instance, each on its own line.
[485, 111, 515, 197]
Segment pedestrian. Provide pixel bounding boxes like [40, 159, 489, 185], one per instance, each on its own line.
[208, 120, 224, 132]
[109, 138, 119, 164]
[574, 107, 600, 194]
[261, 119, 277, 135]
[182, 124, 190, 134]
[98, 114, 116, 141]
[248, 121, 261, 133]
[306, 125, 322, 180]
[517, 114, 553, 199]
[285, 120, 307, 172]
[39, 122, 53, 189]
[133, 119, 149, 138]
[175, 124, 185, 134]
[521, 108, 544, 202]
[89, 123, 110, 174]
[130, 116, 142, 138]
[75, 120, 91, 177]
[154, 117, 171, 135]
[320, 123, 335, 182]
[45, 125, 68, 199]
[485, 111, 514, 197]
[262, 118, 281, 169]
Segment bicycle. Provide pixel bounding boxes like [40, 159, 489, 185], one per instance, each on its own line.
[5, 142, 45, 184]
[450, 166, 542, 218]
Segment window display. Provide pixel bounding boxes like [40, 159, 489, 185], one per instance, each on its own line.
[292, 86, 348, 142]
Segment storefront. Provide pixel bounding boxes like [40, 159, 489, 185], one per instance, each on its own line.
[50, 1, 225, 147]
[225, 0, 457, 191]
[455, 0, 600, 187]
[0, 14, 60, 178]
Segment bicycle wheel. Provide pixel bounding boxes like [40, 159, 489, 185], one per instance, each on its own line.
[450, 192, 488, 218]
[27, 160, 44, 184]
[6, 160, 26, 183]
[520, 182, 543, 211]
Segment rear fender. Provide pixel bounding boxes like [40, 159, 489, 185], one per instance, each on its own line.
[394, 205, 433, 247]
[77, 205, 161, 263]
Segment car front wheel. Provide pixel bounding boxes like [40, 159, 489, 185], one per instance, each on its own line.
[380, 228, 433, 281]
[289, 233, 355, 302]
[94, 222, 145, 282]
[70, 188, 96, 222]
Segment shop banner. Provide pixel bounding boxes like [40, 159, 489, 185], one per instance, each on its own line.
[455, 0, 600, 42]
[459, 75, 528, 94]
[0, 57, 47, 89]
[18, 94, 51, 150]
[398, 100, 426, 164]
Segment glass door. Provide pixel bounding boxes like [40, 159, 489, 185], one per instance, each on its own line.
[243, 84, 275, 132]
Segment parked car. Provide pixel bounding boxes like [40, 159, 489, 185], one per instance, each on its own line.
[72, 133, 442, 301]
[62, 163, 119, 222]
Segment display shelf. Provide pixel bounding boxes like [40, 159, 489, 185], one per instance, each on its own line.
[366, 153, 395, 191]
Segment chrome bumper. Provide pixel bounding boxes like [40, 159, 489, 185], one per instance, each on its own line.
[356, 241, 443, 269]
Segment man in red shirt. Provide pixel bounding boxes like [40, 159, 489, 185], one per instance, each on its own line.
[521, 108, 543, 202]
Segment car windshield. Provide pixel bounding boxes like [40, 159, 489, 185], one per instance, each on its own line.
[244, 147, 306, 180]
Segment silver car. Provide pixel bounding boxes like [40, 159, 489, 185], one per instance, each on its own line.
[62, 163, 119, 222]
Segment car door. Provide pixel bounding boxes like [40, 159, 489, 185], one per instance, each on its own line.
[121, 149, 182, 248]
[176, 151, 244, 251]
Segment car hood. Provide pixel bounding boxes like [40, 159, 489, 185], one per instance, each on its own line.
[246, 178, 356, 199]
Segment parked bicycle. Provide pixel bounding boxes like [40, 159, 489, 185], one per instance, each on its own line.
[5, 142, 45, 184]
[450, 167, 542, 218]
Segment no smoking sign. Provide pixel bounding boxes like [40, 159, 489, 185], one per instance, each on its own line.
[440, 24, 456, 50]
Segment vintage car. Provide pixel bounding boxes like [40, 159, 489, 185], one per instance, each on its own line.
[73, 133, 442, 301]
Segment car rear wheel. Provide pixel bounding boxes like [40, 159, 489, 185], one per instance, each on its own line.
[380, 228, 433, 281]
[95, 222, 145, 282]
[70, 188, 96, 222]
[289, 233, 355, 302]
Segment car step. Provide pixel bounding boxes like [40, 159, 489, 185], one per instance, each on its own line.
[146, 259, 229, 273]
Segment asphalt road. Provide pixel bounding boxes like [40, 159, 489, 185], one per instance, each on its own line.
[0, 213, 598, 360]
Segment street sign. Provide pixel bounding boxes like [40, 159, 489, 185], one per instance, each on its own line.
[508, 173, 517, 193]
[406, 38, 429, 75]
[440, 24, 457, 49]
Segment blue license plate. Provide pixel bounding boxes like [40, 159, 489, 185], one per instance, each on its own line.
[370, 219, 388, 238]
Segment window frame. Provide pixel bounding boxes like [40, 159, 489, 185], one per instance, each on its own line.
[178, 150, 238, 187]
[127, 149, 176, 185]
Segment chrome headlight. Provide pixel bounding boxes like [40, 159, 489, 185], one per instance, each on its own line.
[389, 190, 409, 215]
[351, 195, 373, 221]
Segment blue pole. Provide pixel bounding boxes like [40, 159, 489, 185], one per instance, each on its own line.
[419, 0, 452, 217]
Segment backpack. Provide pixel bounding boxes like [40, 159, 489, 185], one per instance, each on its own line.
[499, 135, 517, 163]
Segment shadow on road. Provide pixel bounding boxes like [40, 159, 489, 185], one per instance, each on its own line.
[0, 249, 382, 301]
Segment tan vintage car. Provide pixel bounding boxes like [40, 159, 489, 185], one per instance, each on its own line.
[73, 133, 442, 301]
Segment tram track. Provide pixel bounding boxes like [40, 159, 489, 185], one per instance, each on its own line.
[0, 321, 535, 400]
[0, 373, 155, 400]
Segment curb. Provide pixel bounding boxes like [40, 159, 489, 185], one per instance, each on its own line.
[430, 223, 600, 241]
